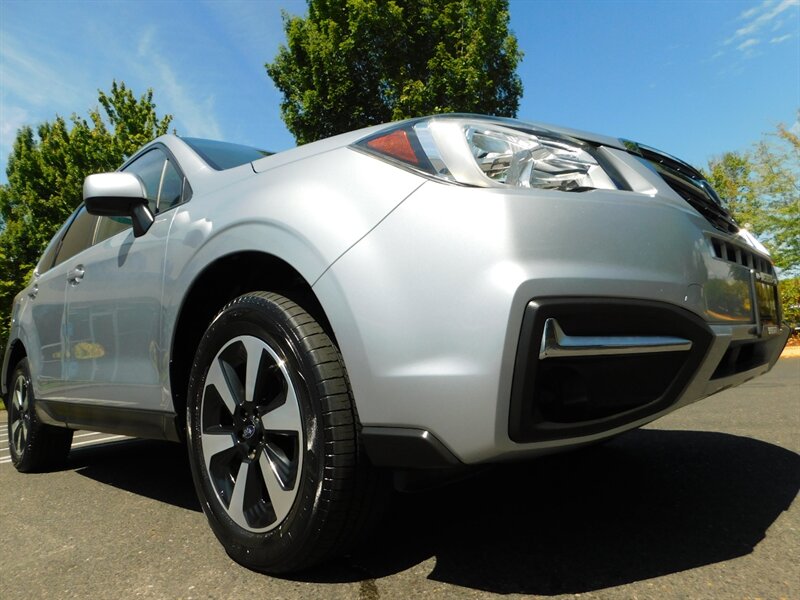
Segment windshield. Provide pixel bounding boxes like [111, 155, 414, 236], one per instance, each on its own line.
[182, 137, 272, 170]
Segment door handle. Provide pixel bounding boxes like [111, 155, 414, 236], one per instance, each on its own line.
[68, 265, 85, 285]
[27, 284, 38, 299]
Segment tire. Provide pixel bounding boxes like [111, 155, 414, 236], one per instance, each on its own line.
[186, 292, 381, 573]
[7, 357, 73, 472]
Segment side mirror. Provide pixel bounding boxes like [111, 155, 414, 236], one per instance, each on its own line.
[83, 172, 154, 237]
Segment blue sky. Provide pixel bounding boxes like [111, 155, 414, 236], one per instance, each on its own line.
[1, 0, 798, 183]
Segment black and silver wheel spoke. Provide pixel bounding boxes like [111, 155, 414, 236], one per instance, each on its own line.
[204, 357, 241, 416]
[258, 450, 296, 522]
[201, 427, 236, 471]
[227, 461, 258, 525]
[10, 376, 29, 455]
[200, 335, 303, 532]
[259, 392, 301, 498]
[260, 384, 301, 433]
[241, 336, 267, 405]
[10, 417, 25, 454]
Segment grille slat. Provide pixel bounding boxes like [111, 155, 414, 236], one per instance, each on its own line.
[629, 144, 740, 234]
[710, 237, 774, 275]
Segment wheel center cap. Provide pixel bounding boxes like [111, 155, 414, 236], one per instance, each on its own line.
[242, 423, 257, 439]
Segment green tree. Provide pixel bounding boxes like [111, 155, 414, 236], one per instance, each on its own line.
[266, 0, 523, 144]
[707, 151, 767, 236]
[761, 122, 800, 274]
[780, 276, 800, 329]
[0, 81, 172, 343]
[707, 115, 800, 275]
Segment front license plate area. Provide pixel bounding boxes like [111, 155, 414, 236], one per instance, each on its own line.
[755, 279, 779, 335]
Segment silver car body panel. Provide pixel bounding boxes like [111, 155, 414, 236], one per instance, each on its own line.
[4, 117, 789, 464]
[310, 147, 786, 463]
[15, 140, 425, 416]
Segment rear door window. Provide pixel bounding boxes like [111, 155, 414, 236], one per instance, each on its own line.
[37, 217, 73, 274]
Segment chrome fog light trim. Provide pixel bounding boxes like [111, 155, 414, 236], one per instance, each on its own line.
[539, 318, 693, 359]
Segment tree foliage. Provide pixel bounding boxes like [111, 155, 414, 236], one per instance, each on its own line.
[707, 115, 800, 275]
[266, 0, 523, 144]
[779, 275, 800, 329]
[0, 81, 172, 343]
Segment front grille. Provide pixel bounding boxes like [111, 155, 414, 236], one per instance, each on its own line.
[657, 169, 739, 234]
[624, 141, 739, 234]
[710, 237, 774, 275]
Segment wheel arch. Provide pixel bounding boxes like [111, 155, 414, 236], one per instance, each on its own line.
[2, 339, 27, 400]
[168, 251, 333, 440]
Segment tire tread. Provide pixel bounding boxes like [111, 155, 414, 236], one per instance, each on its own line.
[8, 358, 73, 473]
[207, 292, 385, 572]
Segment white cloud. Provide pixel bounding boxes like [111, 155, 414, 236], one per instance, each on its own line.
[726, 0, 799, 45]
[714, 0, 798, 62]
[201, 0, 306, 62]
[0, 34, 86, 109]
[0, 104, 28, 140]
[135, 28, 223, 139]
[0, 104, 29, 168]
[137, 26, 157, 59]
[0, 32, 98, 179]
[738, 1, 772, 21]
[737, 38, 761, 50]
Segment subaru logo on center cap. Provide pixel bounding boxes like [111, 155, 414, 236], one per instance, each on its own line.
[242, 423, 256, 439]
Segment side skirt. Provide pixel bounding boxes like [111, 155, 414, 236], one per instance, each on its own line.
[35, 399, 181, 442]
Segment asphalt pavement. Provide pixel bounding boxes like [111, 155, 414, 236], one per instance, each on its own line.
[1, 358, 798, 599]
[0, 428, 130, 465]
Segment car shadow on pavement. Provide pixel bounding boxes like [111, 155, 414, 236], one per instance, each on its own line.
[301, 428, 800, 595]
[70, 439, 201, 512]
[64, 429, 799, 595]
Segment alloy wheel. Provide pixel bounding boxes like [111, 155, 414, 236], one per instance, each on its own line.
[200, 335, 303, 532]
[10, 374, 30, 457]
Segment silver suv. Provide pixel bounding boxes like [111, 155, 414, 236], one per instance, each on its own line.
[3, 115, 789, 572]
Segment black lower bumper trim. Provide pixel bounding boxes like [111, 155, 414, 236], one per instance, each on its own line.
[362, 426, 462, 468]
[509, 298, 714, 443]
[711, 333, 788, 379]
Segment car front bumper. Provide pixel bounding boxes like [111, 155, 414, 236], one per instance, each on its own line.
[313, 177, 790, 466]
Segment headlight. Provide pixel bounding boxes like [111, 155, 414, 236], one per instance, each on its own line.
[355, 116, 618, 192]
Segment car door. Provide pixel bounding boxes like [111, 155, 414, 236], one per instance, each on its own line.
[61, 147, 184, 411]
[26, 210, 91, 398]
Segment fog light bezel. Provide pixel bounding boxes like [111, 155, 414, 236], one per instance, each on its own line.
[509, 298, 714, 443]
